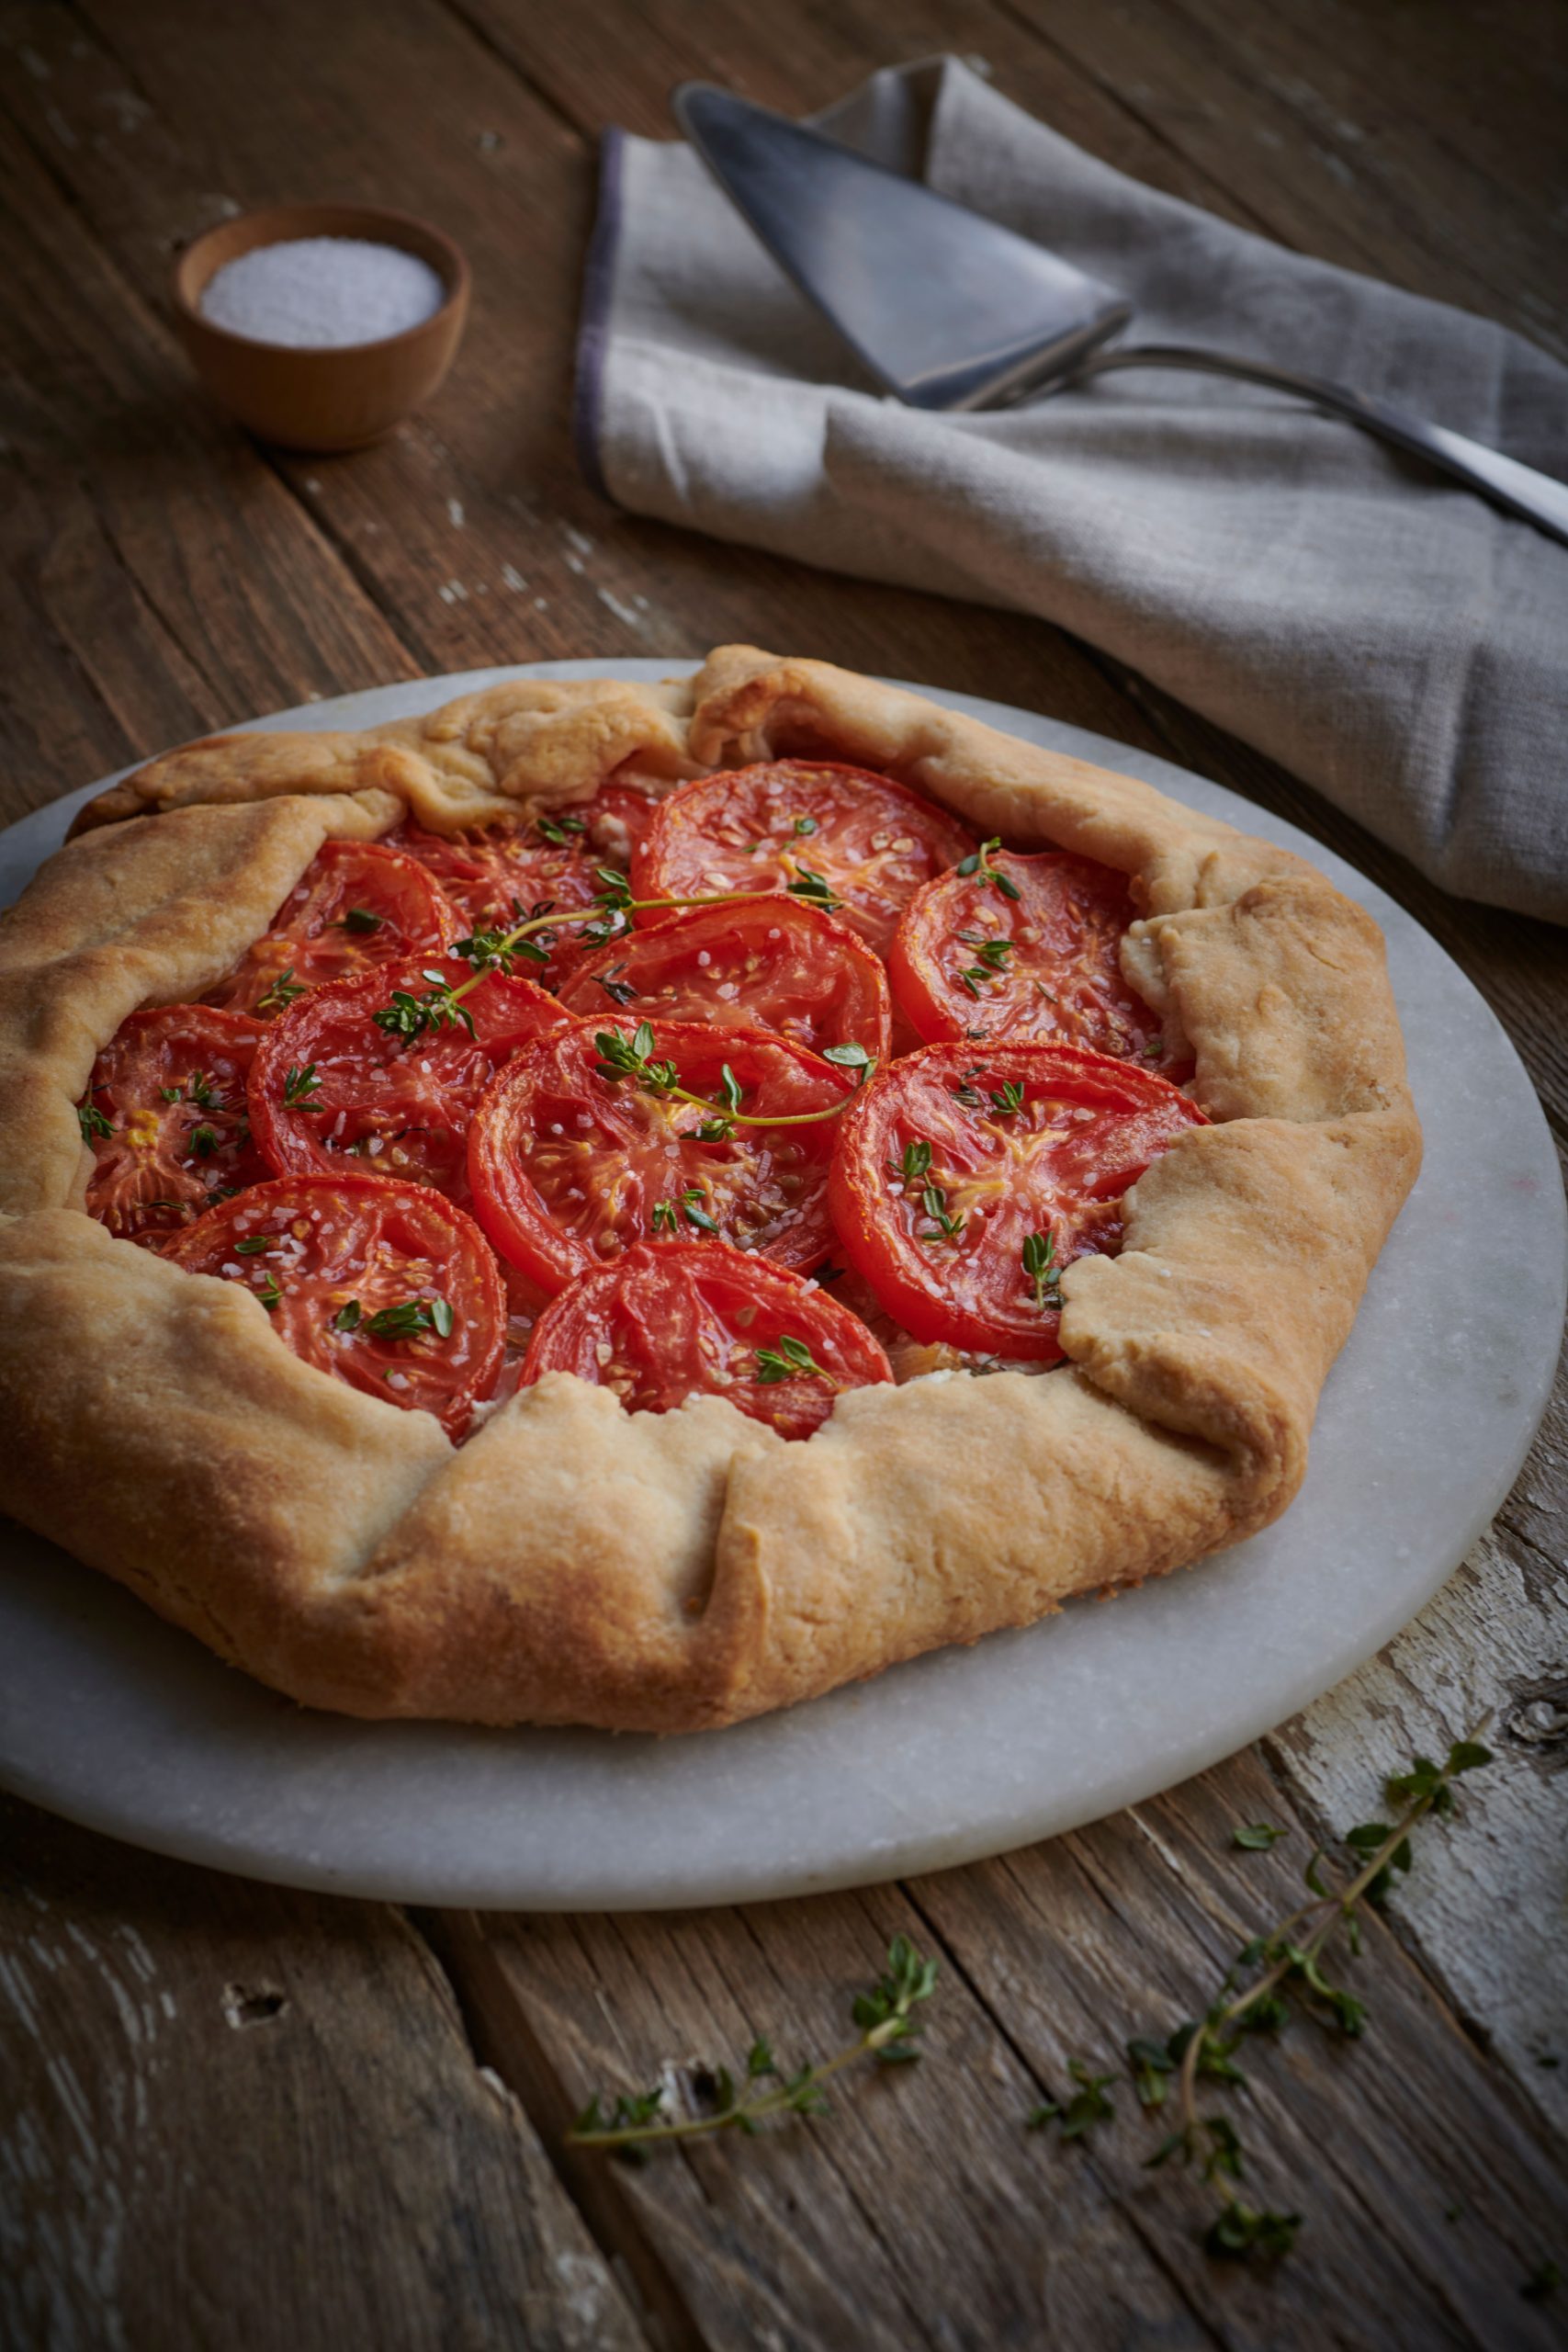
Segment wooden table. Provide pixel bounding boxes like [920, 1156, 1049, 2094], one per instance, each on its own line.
[3, 5, 1564, 2345]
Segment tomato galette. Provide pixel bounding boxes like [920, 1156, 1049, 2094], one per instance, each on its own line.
[0, 649, 1420, 1732]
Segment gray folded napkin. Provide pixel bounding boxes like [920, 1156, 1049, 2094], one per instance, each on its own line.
[577, 56, 1568, 924]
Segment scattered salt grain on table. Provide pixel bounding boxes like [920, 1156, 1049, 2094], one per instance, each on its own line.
[199, 237, 446, 349]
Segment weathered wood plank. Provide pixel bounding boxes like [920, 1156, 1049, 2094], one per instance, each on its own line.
[1273, 1451, 1568, 2142]
[1007, 0, 1568, 358]
[0, 1798, 649, 2352]
[0, 0, 1187, 779]
[437, 1760, 1568, 2352]
[433, 1894, 1228, 2352]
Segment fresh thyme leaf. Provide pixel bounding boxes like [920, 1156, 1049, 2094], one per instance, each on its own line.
[919, 1182, 964, 1242]
[1128, 2037, 1177, 2108]
[746, 2039, 778, 2081]
[431, 1296, 455, 1339]
[373, 973, 478, 1046]
[1201, 2115, 1246, 2182]
[718, 1062, 744, 1115]
[337, 906, 384, 934]
[755, 1336, 829, 1385]
[593, 964, 639, 1006]
[188, 1124, 220, 1158]
[1021, 1230, 1061, 1310]
[235, 1236, 271, 1257]
[536, 811, 586, 845]
[792, 815, 818, 835]
[1303, 1846, 1332, 1897]
[161, 1086, 182, 1102]
[1205, 2202, 1301, 2261]
[822, 1042, 875, 1086]
[186, 1070, 224, 1110]
[333, 1300, 363, 1332]
[680, 1186, 718, 1235]
[254, 1272, 283, 1312]
[894, 1139, 932, 1184]
[954, 932, 1014, 997]
[77, 1102, 113, 1142]
[282, 1063, 323, 1109]
[989, 1080, 1024, 1116]
[255, 967, 307, 1016]
[1031, 2062, 1115, 2141]
[785, 866, 838, 908]
[650, 1200, 679, 1236]
[1233, 1823, 1287, 1850]
[361, 1297, 449, 1340]
[954, 836, 1021, 899]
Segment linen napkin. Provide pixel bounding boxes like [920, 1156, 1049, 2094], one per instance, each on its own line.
[576, 56, 1568, 924]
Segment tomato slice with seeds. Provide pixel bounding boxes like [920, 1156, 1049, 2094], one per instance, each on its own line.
[248, 953, 567, 1205]
[391, 784, 651, 990]
[81, 1004, 269, 1248]
[163, 1171, 503, 1439]
[630, 761, 977, 959]
[206, 839, 460, 1018]
[555, 898, 892, 1061]
[888, 848, 1185, 1073]
[829, 1041, 1207, 1362]
[467, 1020, 855, 1293]
[522, 1240, 893, 1440]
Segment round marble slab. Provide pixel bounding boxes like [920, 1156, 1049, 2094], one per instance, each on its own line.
[0, 662, 1561, 1910]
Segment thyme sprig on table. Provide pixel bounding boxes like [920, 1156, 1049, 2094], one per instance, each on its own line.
[567, 1936, 938, 2157]
[1026, 1728, 1496, 2261]
[560, 1737, 1507, 2268]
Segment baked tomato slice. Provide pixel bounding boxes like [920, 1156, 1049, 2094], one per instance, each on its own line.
[829, 1041, 1207, 1362]
[521, 1240, 893, 1439]
[248, 953, 566, 1205]
[389, 778, 658, 990]
[467, 1019, 856, 1293]
[207, 839, 460, 1018]
[630, 761, 977, 958]
[81, 1004, 269, 1247]
[888, 847, 1185, 1072]
[555, 898, 892, 1062]
[163, 1171, 503, 1439]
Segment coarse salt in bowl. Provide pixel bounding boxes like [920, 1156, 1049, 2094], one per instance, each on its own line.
[198, 236, 449, 350]
[172, 202, 469, 452]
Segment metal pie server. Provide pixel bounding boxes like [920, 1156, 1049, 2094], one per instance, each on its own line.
[671, 83, 1568, 551]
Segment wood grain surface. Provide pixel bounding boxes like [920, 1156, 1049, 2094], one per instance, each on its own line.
[1, 4, 1564, 2346]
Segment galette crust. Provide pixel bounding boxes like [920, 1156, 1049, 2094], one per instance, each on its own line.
[0, 651, 1421, 1731]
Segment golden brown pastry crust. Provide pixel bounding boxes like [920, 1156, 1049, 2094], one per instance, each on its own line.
[0, 650, 1421, 1730]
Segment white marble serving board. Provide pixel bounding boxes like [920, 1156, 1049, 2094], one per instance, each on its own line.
[0, 662, 1561, 1911]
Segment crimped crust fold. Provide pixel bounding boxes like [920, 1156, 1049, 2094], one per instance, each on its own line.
[0, 650, 1422, 1731]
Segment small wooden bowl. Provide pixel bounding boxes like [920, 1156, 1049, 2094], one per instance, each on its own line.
[172, 202, 469, 453]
